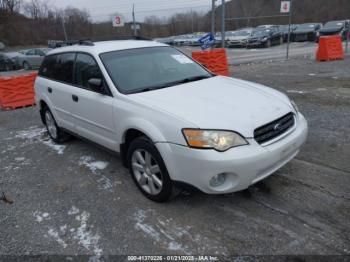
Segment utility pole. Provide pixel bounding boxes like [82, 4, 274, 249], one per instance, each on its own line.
[221, 0, 225, 48]
[346, 21, 349, 53]
[191, 8, 194, 33]
[211, 0, 217, 50]
[61, 16, 68, 42]
[211, 0, 216, 36]
[132, 3, 137, 36]
[286, 0, 293, 60]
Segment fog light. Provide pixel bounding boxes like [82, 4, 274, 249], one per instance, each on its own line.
[209, 173, 226, 187]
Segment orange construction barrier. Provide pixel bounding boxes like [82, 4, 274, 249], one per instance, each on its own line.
[192, 48, 230, 76]
[0, 72, 37, 110]
[316, 35, 344, 62]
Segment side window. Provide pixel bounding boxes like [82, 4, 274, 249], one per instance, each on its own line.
[39, 54, 57, 79]
[54, 53, 75, 84]
[35, 49, 45, 56]
[75, 53, 103, 90]
[27, 50, 35, 56]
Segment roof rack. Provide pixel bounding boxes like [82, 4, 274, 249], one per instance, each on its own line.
[72, 35, 153, 46]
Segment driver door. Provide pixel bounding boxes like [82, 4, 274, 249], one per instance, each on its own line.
[71, 53, 117, 151]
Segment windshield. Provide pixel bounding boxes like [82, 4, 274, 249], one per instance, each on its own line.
[100, 47, 212, 94]
[252, 29, 270, 36]
[297, 24, 316, 29]
[233, 30, 251, 36]
[324, 21, 344, 28]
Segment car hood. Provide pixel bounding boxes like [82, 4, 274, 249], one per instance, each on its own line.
[320, 27, 343, 33]
[228, 36, 250, 41]
[294, 29, 315, 34]
[130, 76, 293, 137]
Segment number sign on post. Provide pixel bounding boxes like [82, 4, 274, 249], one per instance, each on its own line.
[280, 1, 291, 13]
[112, 14, 125, 27]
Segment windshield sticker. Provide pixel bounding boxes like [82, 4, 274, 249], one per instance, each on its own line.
[171, 55, 194, 64]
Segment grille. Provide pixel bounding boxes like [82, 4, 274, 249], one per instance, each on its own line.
[254, 113, 295, 145]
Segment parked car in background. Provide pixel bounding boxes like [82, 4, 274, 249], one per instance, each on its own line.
[293, 23, 322, 42]
[319, 20, 349, 40]
[247, 28, 283, 48]
[2, 52, 22, 70]
[18, 48, 52, 70]
[0, 53, 18, 71]
[154, 37, 175, 46]
[257, 25, 280, 30]
[279, 24, 298, 42]
[0, 42, 5, 50]
[227, 28, 253, 48]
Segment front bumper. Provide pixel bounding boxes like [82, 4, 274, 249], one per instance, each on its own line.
[156, 113, 308, 194]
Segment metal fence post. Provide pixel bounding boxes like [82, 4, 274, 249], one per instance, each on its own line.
[346, 21, 349, 53]
[221, 0, 225, 48]
[211, 0, 216, 50]
[286, 0, 293, 60]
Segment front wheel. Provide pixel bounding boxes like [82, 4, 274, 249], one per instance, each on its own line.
[127, 137, 174, 202]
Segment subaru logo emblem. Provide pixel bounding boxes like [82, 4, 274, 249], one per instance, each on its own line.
[274, 123, 282, 131]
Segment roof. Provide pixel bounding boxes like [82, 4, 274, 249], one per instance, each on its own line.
[48, 40, 168, 56]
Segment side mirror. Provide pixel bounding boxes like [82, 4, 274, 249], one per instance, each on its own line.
[88, 78, 103, 93]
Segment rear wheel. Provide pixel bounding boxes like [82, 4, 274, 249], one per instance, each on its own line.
[23, 61, 30, 70]
[265, 39, 272, 48]
[43, 107, 70, 143]
[127, 137, 174, 202]
[279, 36, 284, 45]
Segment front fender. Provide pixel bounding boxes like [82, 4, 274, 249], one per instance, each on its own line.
[120, 117, 167, 144]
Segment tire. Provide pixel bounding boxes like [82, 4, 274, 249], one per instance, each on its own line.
[43, 106, 70, 144]
[23, 61, 30, 70]
[127, 137, 174, 202]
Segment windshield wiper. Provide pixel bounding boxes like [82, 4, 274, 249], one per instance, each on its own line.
[151, 75, 214, 90]
[131, 75, 214, 94]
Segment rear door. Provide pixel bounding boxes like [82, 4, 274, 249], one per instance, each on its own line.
[71, 53, 117, 150]
[38, 53, 76, 131]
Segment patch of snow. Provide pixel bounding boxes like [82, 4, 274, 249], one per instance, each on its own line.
[48, 227, 67, 248]
[33, 211, 51, 222]
[16, 127, 46, 140]
[42, 139, 65, 155]
[308, 73, 316, 76]
[79, 156, 108, 174]
[14, 157, 25, 161]
[73, 211, 103, 259]
[287, 90, 307, 94]
[60, 225, 67, 233]
[15, 126, 66, 155]
[68, 206, 80, 216]
[168, 241, 183, 251]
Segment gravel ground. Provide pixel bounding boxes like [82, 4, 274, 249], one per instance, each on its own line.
[0, 56, 350, 259]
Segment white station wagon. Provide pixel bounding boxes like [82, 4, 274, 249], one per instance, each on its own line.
[35, 38, 308, 202]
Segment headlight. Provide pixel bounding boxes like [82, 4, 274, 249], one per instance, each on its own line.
[291, 100, 299, 113]
[182, 129, 248, 152]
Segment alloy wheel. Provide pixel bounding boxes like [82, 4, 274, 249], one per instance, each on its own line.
[45, 110, 58, 139]
[131, 149, 163, 195]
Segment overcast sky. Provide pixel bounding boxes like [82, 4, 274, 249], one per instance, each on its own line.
[40, 0, 213, 22]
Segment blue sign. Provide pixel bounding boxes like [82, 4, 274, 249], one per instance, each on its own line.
[198, 33, 215, 50]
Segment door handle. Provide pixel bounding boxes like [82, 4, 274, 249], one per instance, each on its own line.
[48, 87, 52, 93]
[72, 95, 79, 102]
